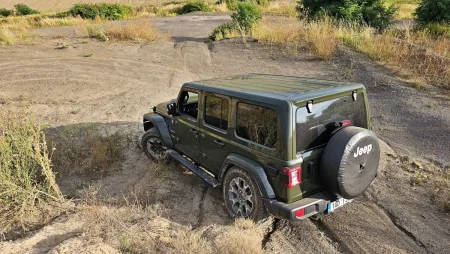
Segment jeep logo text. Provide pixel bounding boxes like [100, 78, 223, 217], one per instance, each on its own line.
[354, 144, 372, 158]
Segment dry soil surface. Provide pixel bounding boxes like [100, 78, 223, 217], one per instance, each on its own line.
[1, 15, 450, 254]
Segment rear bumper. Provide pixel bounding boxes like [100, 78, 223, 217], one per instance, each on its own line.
[264, 191, 334, 221]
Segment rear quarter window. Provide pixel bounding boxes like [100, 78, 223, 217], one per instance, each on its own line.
[236, 103, 278, 148]
[296, 94, 367, 153]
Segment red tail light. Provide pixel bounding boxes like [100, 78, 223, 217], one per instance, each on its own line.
[282, 166, 302, 188]
[295, 208, 305, 218]
[340, 120, 352, 127]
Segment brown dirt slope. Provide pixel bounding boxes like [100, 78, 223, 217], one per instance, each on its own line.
[1, 15, 449, 254]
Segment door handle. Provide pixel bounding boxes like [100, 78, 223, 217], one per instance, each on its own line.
[214, 139, 225, 147]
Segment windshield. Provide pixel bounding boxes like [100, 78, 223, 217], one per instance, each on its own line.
[296, 94, 367, 153]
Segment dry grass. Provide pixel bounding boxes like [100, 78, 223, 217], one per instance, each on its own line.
[0, 14, 85, 30]
[260, 0, 297, 18]
[0, 112, 63, 234]
[81, 201, 268, 254]
[105, 20, 171, 41]
[253, 17, 337, 59]
[48, 124, 129, 178]
[79, 19, 171, 42]
[253, 17, 450, 88]
[337, 25, 450, 88]
[0, 25, 30, 45]
[0, 0, 201, 12]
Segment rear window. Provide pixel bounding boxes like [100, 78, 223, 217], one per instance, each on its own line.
[296, 94, 367, 153]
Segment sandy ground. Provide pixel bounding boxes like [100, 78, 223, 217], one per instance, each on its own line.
[1, 15, 450, 253]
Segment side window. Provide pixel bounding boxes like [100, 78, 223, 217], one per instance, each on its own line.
[204, 95, 229, 131]
[236, 103, 278, 148]
[178, 90, 198, 119]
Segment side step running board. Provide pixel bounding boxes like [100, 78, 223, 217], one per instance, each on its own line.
[167, 149, 220, 188]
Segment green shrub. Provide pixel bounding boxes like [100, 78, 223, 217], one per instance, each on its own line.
[210, 22, 239, 40]
[225, 0, 239, 11]
[179, 1, 212, 14]
[297, 0, 398, 30]
[68, 3, 133, 20]
[421, 23, 450, 38]
[232, 2, 262, 33]
[414, 0, 450, 25]
[0, 8, 13, 17]
[219, 0, 271, 11]
[14, 3, 40, 15]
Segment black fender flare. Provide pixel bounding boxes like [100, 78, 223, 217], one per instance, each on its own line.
[219, 154, 276, 199]
[143, 113, 174, 149]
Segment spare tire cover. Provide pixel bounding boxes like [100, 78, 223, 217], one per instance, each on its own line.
[320, 126, 380, 199]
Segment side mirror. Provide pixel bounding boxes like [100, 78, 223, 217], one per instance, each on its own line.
[167, 101, 178, 116]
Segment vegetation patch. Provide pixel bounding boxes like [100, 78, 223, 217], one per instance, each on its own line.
[414, 0, 450, 25]
[14, 3, 40, 16]
[210, 2, 261, 41]
[179, 1, 212, 14]
[0, 112, 63, 234]
[297, 0, 398, 30]
[210, 22, 239, 41]
[68, 3, 133, 20]
[48, 124, 129, 178]
[80, 20, 171, 42]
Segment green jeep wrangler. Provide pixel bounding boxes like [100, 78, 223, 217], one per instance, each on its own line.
[142, 74, 380, 221]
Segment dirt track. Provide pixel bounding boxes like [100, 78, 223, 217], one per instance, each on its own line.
[1, 15, 450, 253]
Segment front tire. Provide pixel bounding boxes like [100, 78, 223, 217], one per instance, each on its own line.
[223, 167, 268, 221]
[141, 128, 169, 162]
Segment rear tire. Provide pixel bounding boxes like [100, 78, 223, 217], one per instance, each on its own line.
[223, 167, 268, 221]
[141, 128, 169, 162]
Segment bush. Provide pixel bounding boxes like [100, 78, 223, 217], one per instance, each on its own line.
[224, 0, 239, 11]
[414, 0, 450, 25]
[220, 0, 270, 10]
[0, 8, 13, 17]
[0, 113, 62, 233]
[422, 23, 450, 38]
[68, 3, 133, 20]
[297, 0, 398, 30]
[210, 22, 239, 40]
[179, 1, 212, 14]
[14, 3, 40, 15]
[232, 2, 262, 33]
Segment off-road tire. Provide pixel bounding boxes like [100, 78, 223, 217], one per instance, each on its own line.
[141, 128, 169, 162]
[223, 167, 268, 221]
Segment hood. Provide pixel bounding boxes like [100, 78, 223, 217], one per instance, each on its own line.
[154, 100, 174, 117]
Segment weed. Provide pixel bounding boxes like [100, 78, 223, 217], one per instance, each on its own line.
[83, 53, 93, 57]
[410, 170, 428, 185]
[0, 112, 62, 234]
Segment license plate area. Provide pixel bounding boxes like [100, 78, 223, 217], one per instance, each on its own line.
[327, 198, 352, 213]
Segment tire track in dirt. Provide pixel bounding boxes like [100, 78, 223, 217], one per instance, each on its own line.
[194, 185, 209, 229]
[262, 219, 279, 249]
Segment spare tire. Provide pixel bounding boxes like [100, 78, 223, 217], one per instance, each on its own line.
[320, 126, 380, 199]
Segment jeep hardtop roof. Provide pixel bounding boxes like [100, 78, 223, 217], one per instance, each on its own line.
[184, 74, 364, 106]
